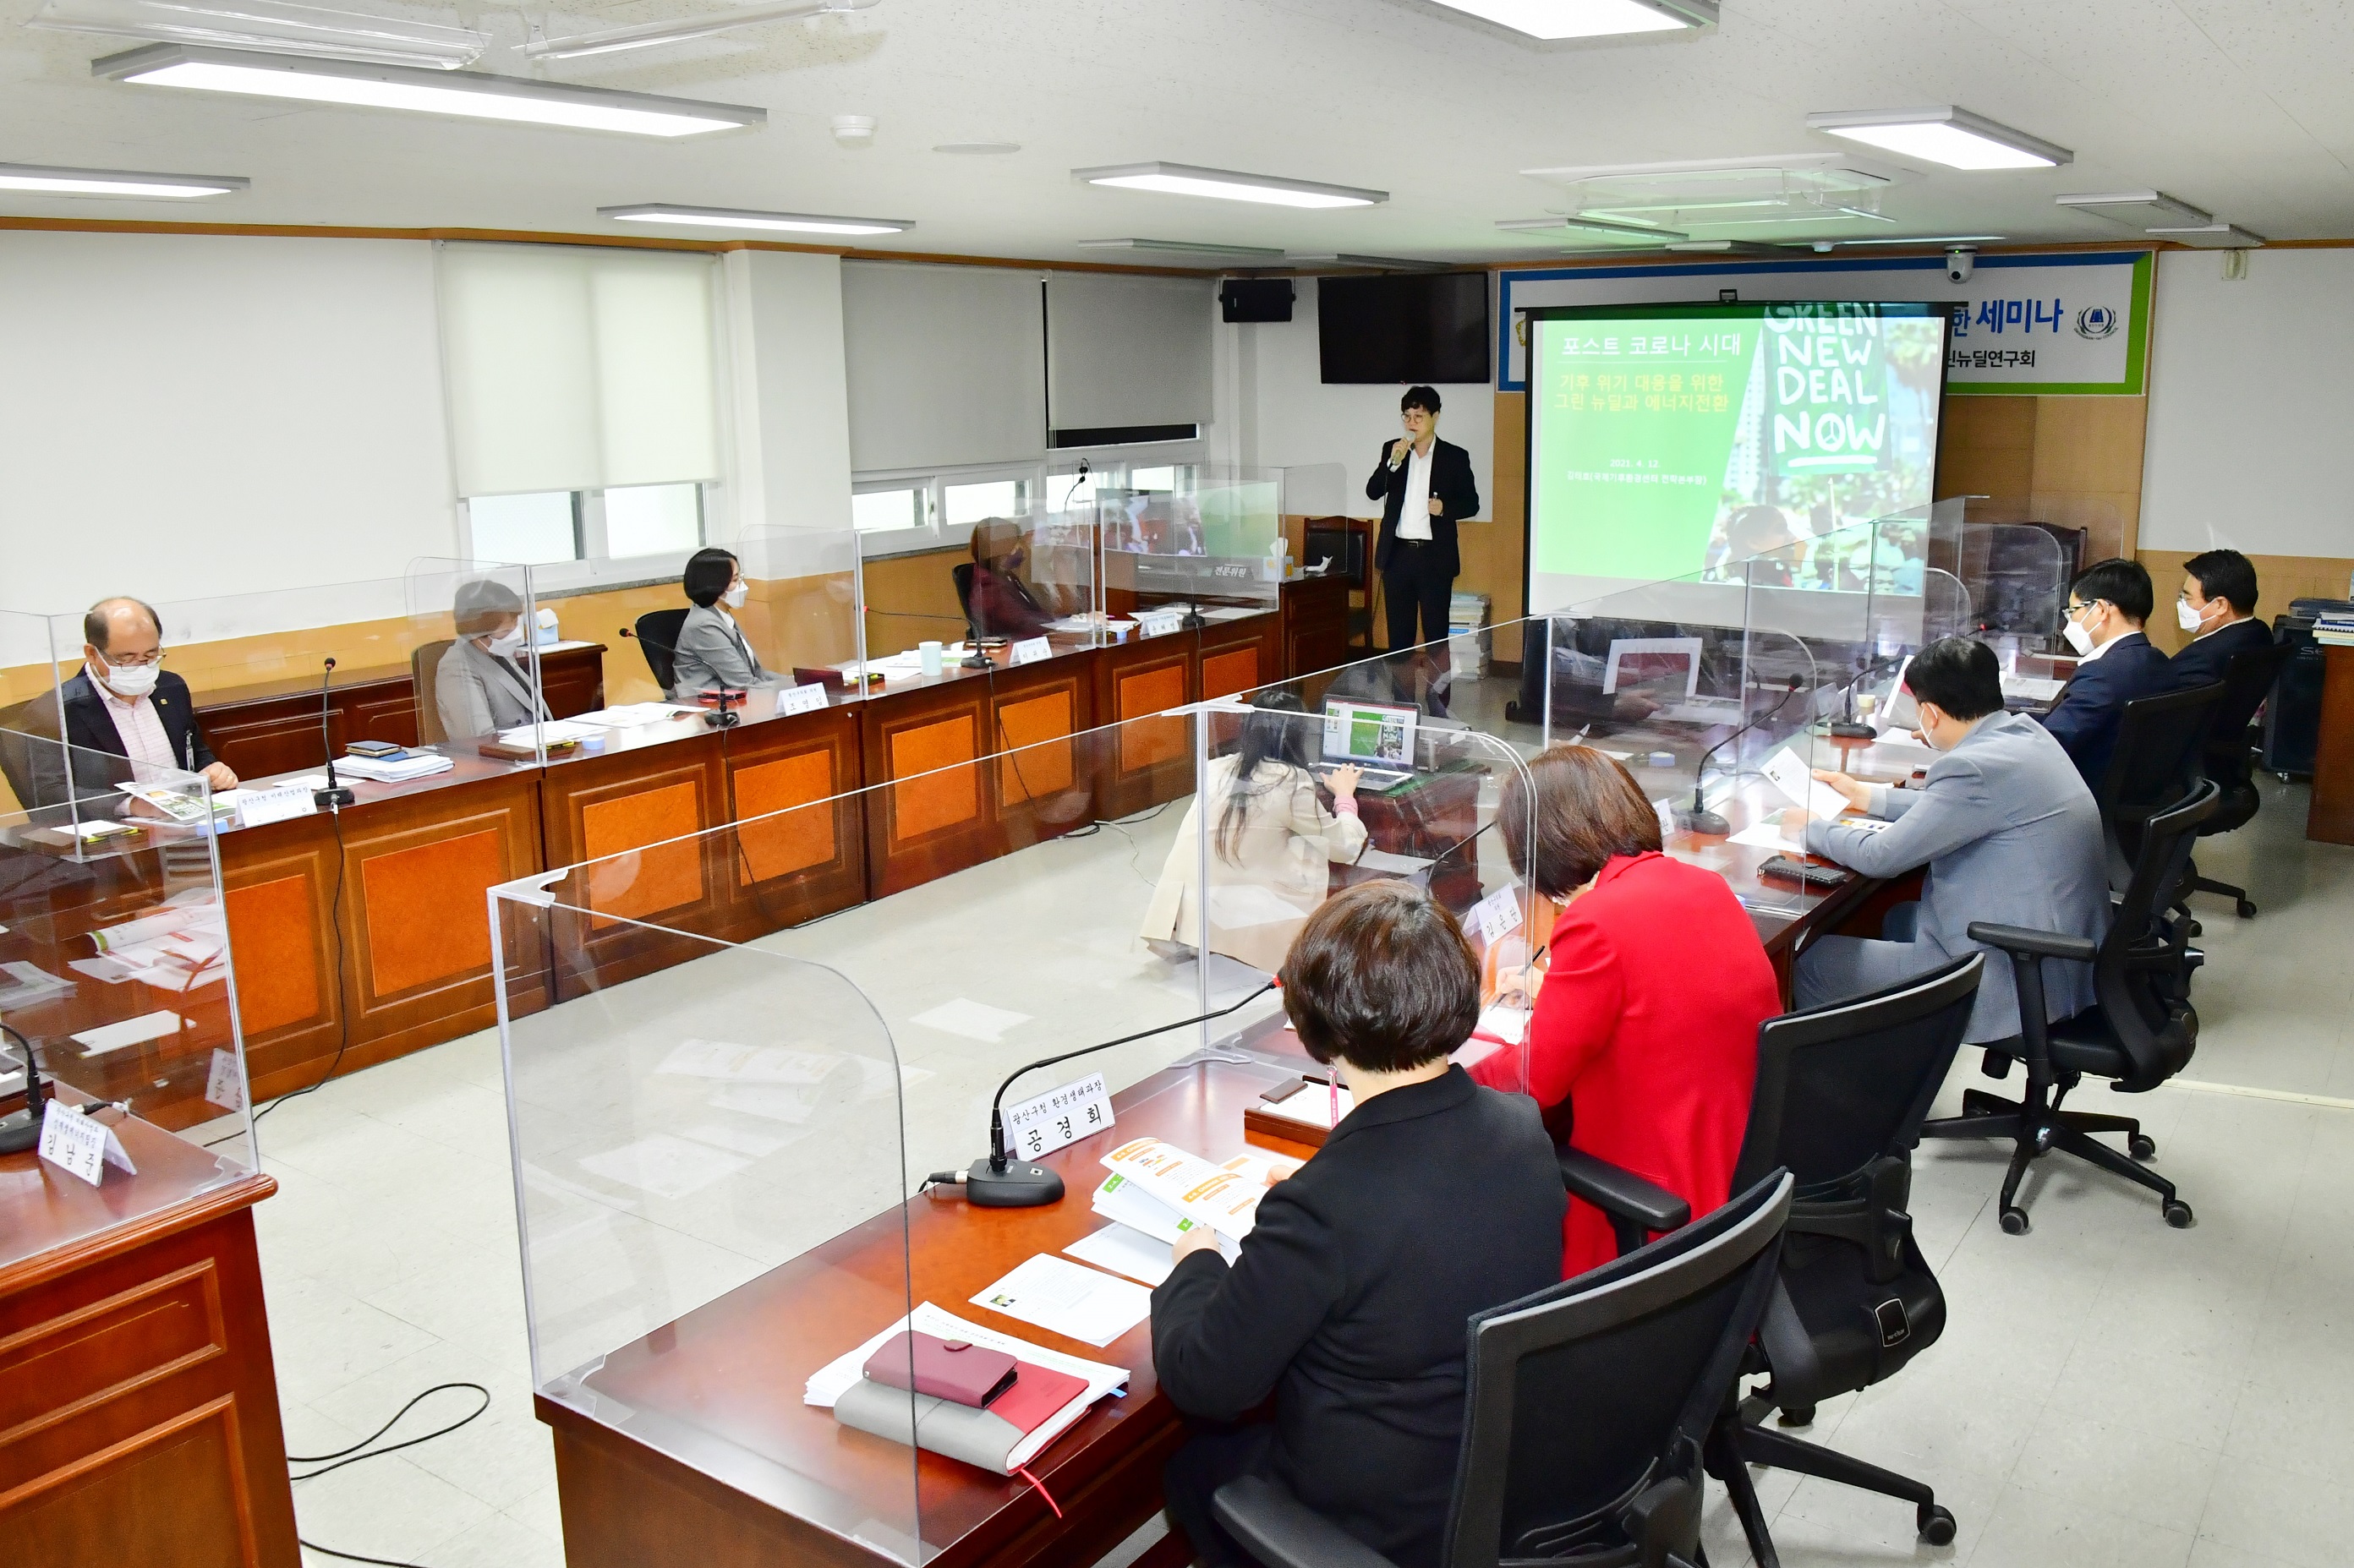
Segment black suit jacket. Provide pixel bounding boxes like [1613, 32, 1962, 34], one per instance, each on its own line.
[18, 669, 222, 808]
[1365, 438, 1479, 579]
[1150, 1067, 1563, 1568]
[2167, 615, 2274, 691]
[2039, 631, 2174, 792]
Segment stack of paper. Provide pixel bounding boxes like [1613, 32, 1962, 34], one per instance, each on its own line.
[85, 896, 229, 991]
[335, 752, 455, 783]
[2001, 673, 2067, 702]
[496, 719, 606, 746]
[571, 703, 703, 728]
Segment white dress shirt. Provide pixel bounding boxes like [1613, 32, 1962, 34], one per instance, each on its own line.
[1397, 443, 1434, 541]
[86, 664, 178, 771]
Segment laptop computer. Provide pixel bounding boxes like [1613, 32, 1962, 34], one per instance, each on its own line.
[1319, 699, 1420, 790]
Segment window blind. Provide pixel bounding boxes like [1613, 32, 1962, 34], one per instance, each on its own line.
[1045, 272, 1213, 436]
[842, 261, 1046, 473]
[438, 242, 720, 497]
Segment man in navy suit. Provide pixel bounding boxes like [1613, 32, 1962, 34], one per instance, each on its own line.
[2039, 558, 2174, 792]
[1364, 385, 1480, 658]
[2167, 548, 2275, 689]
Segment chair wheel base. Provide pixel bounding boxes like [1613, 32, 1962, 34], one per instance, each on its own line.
[1776, 1404, 1815, 1429]
[2129, 1133, 2157, 1161]
[1999, 1207, 2030, 1236]
[1918, 1504, 1957, 1547]
[2236, 899, 2258, 920]
[2164, 1199, 2194, 1229]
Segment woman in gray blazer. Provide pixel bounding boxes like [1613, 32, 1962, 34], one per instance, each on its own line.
[669, 548, 772, 697]
[435, 579, 550, 739]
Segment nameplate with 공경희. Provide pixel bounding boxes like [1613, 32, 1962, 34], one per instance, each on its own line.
[1004, 1072, 1114, 1161]
[1008, 636, 1054, 667]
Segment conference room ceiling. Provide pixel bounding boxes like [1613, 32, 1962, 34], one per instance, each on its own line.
[2, 0, 2351, 263]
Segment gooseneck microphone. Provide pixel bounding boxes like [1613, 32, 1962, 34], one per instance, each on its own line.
[314, 658, 354, 811]
[938, 980, 1278, 1207]
[1831, 653, 1909, 741]
[1680, 675, 1804, 837]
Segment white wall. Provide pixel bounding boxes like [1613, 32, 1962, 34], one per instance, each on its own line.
[0, 232, 458, 616]
[2143, 248, 2354, 557]
[1211, 279, 1493, 520]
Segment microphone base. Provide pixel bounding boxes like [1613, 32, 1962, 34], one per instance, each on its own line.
[1679, 808, 1732, 837]
[313, 787, 356, 811]
[1828, 721, 1876, 740]
[964, 1156, 1065, 1208]
[0, 1102, 41, 1156]
[961, 650, 995, 671]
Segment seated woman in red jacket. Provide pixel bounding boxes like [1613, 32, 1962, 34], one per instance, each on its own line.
[964, 518, 1054, 640]
[1469, 744, 1780, 1276]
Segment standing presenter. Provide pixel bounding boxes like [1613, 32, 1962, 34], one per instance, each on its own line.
[1365, 385, 1480, 658]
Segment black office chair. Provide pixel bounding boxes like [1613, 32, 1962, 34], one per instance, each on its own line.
[631, 609, 689, 692]
[1921, 779, 2218, 1233]
[950, 561, 977, 631]
[1213, 1171, 1797, 1568]
[2095, 681, 2225, 891]
[2186, 640, 2296, 918]
[1559, 956, 1985, 1565]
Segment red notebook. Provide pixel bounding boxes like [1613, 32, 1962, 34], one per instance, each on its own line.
[985, 1362, 1090, 1435]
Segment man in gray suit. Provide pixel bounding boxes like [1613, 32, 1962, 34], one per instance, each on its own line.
[1792, 636, 2109, 1044]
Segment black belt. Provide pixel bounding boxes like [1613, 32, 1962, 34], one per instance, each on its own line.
[1394, 537, 1431, 548]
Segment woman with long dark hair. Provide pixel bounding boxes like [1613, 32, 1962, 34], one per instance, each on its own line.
[1140, 691, 1366, 973]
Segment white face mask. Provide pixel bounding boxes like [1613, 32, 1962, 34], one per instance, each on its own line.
[723, 582, 748, 609]
[2176, 598, 2212, 633]
[486, 628, 526, 658]
[2061, 611, 2095, 657]
[100, 658, 160, 698]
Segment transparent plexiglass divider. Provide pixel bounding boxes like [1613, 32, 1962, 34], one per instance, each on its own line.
[1102, 467, 1284, 664]
[861, 509, 1103, 691]
[732, 525, 867, 708]
[1191, 699, 1538, 1101]
[0, 608, 69, 760]
[489, 877, 922, 1561]
[0, 728, 257, 1227]
[1935, 497, 2071, 656]
[402, 559, 545, 763]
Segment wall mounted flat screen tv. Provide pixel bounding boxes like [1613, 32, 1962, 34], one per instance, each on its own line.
[1317, 273, 1490, 385]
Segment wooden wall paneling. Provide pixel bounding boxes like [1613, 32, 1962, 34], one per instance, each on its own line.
[2028, 396, 2147, 562]
[859, 546, 970, 664]
[715, 708, 868, 939]
[0, 1194, 298, 1568]
[2139, 549, 2354, 653]
[217, 822, 343, 1104]
[339, 773, 545, 1065]
[987, 660, 1095, 850]
[1934, 395, 2039, 506]
[862, 684, 989, 899]
[1093, 639, 1196, 821]
[538, 737, 725, 997]
[1481, 391, 1530, 664]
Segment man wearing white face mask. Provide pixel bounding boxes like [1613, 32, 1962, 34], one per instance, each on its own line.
[2166, 548, 2272, 690]
[45, 598, 238, 806]
[1783, 636, 2108, 1044]
[2038, 557, 2173, 792]
[670, 547, 772, 698]
[435, 578, 551, 740]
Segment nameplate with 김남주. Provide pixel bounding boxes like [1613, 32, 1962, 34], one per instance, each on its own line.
[1009, 636, 1054, 667]
[1004, 1072, 1114, 1161]
[205, 1047, 246, 1112]
[775, 682, 830, 718]
[1470, 885, 1525, 945]
[39, 1101, 138, 1188]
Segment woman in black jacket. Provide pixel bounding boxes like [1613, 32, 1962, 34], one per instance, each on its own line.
[1150, 881, 1566, 1568]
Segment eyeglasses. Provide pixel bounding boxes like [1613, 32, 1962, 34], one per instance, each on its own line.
[101, 649, 166, 667]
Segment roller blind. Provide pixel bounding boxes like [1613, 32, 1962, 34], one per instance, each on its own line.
[438, 242, 720, 497]
[1045, 272, 1213, 434]
[842, 261, 1045, 473]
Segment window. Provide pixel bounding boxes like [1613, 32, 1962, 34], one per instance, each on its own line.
[467, 491, 578, 565]
[605, 483, 703, 558]
[853, 488, 926, 534]
[1130, 465, 1190, 492]
[944, 478, 1028, 527]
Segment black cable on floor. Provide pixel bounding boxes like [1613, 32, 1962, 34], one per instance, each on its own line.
[287, 1380, 492, 1568]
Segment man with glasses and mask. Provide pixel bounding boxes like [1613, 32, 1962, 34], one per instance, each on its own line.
[2038, 557, 2173, 791]
[34, 597, 237, 806]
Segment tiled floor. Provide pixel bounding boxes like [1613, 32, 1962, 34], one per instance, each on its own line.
[249, 757, 2354, 1568]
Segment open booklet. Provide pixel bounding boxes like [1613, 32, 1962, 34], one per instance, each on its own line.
[806, 1302, 1128, 1474]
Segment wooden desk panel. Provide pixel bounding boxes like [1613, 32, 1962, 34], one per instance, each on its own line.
[1279, 576, 1351, 686]
[1, 1123, 295, 1568]
[717, 707, 868, 940]
[862, 683, 988, 899]
[1092, 639, 1196, 822]
[2307, 644, 2354, 844]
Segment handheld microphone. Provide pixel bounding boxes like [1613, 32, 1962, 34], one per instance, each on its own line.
[0, 1023, 48, 1155]
[1680, 676, 1804, 837]
[314, 658, 354, 811]
[939, 981, 1278, 1207]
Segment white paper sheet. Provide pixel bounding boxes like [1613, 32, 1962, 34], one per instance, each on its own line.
[1727, 819, 1802, 850]
[972, 1254, 1155, 1347]
[1759, 747, 1853, 820]
[1869, 726, 1935, 751]
[909, 998, 1032, 1044]
[1065, 1223, 1177, 1287]
[71, 1009, 183, 1055]
[572, 703, 703, 728]
[576, 1133, 749, 1200]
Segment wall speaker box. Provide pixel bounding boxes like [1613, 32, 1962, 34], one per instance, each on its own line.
[1220, 279, 1295, 324]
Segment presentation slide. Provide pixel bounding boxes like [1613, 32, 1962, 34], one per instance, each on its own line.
[1525, 302, 1948, 617]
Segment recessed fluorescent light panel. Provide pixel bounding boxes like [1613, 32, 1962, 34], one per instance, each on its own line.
[1074, 161, 1385, 209]
[2056, 190, 2212, 229]
[1498, 214, 1687, 243]
[934, 141, 1019, 155]
[1420, 0, 1714, 39]
[1076, 238, 1285, 257]
[603, 203, 909, 235]
[1288, 254, 1450, 271]
[94, 44, 765, 137]
[2149, 223, 2264, 249]
[1806, 107, 2071, 170]
[522, 0, 876, 62]
[0, 161, 248, 198]
[29, 0, 487, 68]
[1830, 233, 2006, 247]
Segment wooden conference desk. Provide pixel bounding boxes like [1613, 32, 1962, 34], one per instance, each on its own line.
[200, 610, 1285, 1101]
[531, 749, 1911, 1568]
